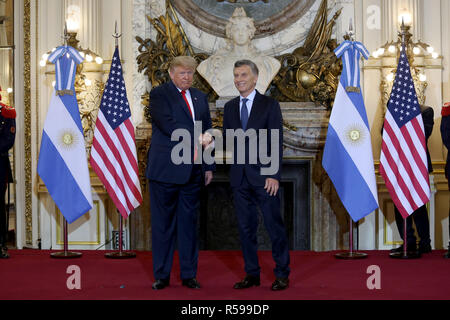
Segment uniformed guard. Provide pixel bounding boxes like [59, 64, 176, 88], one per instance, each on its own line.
[441, 102, 450, 258]
[0, 101, 16, 259]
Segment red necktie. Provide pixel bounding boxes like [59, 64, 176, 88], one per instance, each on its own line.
[181, 90, 197, 161]
[181, 90, 194, 119]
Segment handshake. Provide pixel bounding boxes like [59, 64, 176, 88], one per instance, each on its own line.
[199, 129, 222, 150]
[198, 132, 214, 150]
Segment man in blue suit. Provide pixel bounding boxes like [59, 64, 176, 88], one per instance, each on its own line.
[223, 60, 290, 291]
[146, 56, 214, 290]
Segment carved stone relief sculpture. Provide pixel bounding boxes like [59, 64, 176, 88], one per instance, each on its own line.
[197, 7, 281, 97]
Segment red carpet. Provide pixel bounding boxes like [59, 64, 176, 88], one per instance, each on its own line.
[0, 250, 449, 300]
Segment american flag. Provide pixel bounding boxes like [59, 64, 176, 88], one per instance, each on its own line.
[90, 47, 143, 218]
[380, 46, 430, 218]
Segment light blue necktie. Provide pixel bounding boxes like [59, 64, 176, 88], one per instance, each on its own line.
[241, 98, 249, 130]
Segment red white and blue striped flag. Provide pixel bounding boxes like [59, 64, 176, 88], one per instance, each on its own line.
[90, 47, 143, 218]
[380, 46, 430, 218]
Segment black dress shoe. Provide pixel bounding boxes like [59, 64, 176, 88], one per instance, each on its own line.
[419, 244, 432, 254]
[271, 278, 289, 291]
[0, 247, 9, 259]
[390, 244, 417, 254]
[233, 275, 260, 289]
[152, 279, 170, 290]
[182, 278, 201, 289]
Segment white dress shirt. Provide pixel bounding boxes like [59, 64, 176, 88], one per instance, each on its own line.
[176, 87, 196, 123]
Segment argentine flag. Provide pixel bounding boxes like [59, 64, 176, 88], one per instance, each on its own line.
[37, 46, 93, 224]
[322, 41, 378, 222]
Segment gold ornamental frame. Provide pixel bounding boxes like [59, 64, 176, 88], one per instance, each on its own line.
[24, 0, 32, 246]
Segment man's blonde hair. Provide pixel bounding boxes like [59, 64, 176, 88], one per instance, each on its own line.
[169, 56, 198, 72]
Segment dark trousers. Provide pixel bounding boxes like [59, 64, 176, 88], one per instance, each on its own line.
[0, 182, 7, 247]
[232, 175, 290, 279]
[448, 180, 450, 246]
[394, 204, 431, 248]
[149, 165, 202, 281]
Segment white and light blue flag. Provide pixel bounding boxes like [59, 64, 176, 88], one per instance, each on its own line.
[322, 41, 379, 222]
[37, 45, 93, 224]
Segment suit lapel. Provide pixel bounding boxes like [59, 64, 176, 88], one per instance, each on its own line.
[247, 90, 264, 129]
[232, 97, 242, 129]
[190, 89, 201, 121]
[168, 81, 193, 121]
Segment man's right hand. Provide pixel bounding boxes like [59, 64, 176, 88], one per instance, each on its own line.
[199, 132, 214, 149]
[264, 178, 279, 197]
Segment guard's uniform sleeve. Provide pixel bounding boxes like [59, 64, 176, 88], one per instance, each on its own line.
[0, 109, 16, 154]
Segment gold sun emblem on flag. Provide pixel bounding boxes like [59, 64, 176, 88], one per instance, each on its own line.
[59, 129, 79, 150]
[345, 124, 365, 146]
[349, 130, 360, 141]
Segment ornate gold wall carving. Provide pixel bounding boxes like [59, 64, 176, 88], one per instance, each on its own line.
[24, 0, 32, 246]
[136, 1, 215, 108]
[76, 76, 105, 153]
[271, 0, 342, 108]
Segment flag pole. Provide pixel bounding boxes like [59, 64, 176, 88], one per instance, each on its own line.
[334, 19, 367, 260]
[403, 219, 407, 256]
[119, 213, 123, 255]
[50, 219, 82, 259]
[390, 215, 420, 259]
[104, 21, 136, 259]
[445, 215, 450, 258]
[63, 22, 68, 47]
[335, 217, 368, 259]
[105, 210, 136, 259]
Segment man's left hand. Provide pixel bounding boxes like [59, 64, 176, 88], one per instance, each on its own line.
[199, 132, 213, 149]
[264, 178, 279, 196]
[205, 171, 213, 186]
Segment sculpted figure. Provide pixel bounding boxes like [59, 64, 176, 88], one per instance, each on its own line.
[197, 7, 280, 97]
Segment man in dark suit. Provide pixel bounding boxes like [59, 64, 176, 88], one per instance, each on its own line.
[223, 60, 290, 291]
[440, 102, 450, 258]
[390, 105, 434, 255]
[0, 102, 16, 259]
[146, 56, 214, 289]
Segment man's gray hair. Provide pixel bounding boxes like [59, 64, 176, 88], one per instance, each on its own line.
[169, 56, 198, 72]
[234, 60, 259, 76]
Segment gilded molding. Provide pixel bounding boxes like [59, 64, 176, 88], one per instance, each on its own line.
[56, 201, 101, 246]
[35, 0, 40, 246]
[24, 0, 32, 246]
